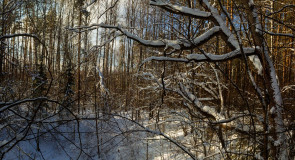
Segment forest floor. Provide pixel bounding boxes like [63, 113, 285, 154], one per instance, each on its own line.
[3, 109, 202, 160]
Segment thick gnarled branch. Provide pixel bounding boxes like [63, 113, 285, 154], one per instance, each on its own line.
[71, 23, 221, 50]
[142, 48, 256, 64]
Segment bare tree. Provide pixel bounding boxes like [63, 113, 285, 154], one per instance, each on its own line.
[75, 0, 294, 159]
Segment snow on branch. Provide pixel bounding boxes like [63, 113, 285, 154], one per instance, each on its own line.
[97, 24, 174, 48]
[282, 85, 295, 92]
[72, 23, 181, 48]
[260, 30, 295, 38]
[248, 1, 287, 156]
[150, 0, 240, 49]
[211, 114, 254, 124]
[177, 84, 259, 134]
[187, 48, 255, 62]
[201, 0, 239, 49]
[142, 56, 189, 64]
[192, 26, 221, 46]
[138, 72, 164, 89]
[141, 48, 256, 64]
[249, 55, 263, 75]
[178, 83, 225, 121]
[72, 23, 221, 50]
[74, 0, 248, 53]
[150, 0, 211, 19]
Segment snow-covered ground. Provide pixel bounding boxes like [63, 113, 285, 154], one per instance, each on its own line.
[1, 110, 202, 160]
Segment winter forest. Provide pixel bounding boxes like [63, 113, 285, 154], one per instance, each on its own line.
[1, 0, 295, 159]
